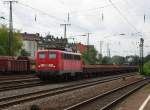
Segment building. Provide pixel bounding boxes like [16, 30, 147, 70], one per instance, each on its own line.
[76, 43, 87, 53]
[21, 32, 40, 58]
[21, 33, 94, 58]
[37, 35, 68, 50]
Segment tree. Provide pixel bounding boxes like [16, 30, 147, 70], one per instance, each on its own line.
[125, 55, 139, 65]
[143, 60, 150, 76]
[98, 53, 103, 64]
[101, 56, 112, 64]
[112, 55, 125, 64]
[82, 47, 98, 64]
[144, 54, 150, 63]
[0, 25, 22, 56]
[20, 49, 30, 56]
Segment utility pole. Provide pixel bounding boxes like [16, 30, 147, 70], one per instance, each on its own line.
[107, 43, 111, 57]
[60, 23, 71, 38]
[86, 33, 92, 55]
[4, 0, 17, 56]
[60, 13, 71, 39]
[99, 41, 103, 56]
[139, 38, 144, 74]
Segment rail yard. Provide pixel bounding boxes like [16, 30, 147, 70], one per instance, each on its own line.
[0, 0, 150, 110]
[0, 73, 149, 110]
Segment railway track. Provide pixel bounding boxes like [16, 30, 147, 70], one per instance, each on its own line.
[0, 78, 44, 92]
[0, 74, 36, 81]
[64, 78, 150, 110]
[0, 73, 136, 92]
[0, 73, 139, 109]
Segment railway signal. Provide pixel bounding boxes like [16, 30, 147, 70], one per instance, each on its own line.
[139, 38, 144, 74]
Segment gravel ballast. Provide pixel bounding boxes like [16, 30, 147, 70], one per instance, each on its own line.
[3, 75, 143, 110]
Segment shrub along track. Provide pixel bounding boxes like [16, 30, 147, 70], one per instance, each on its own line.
[0, 73, 139, 109]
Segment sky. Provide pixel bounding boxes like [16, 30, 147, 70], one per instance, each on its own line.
[0, 0, 150, 56]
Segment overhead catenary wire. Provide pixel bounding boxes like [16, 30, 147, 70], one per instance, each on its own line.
[18, 2, 90, 32]
[18, 2, 66, 23]
[66, 0, 122, 15]
[12, 1, 138, 34]
[2, 0, 144, 39]
[108, 0, 138, 33]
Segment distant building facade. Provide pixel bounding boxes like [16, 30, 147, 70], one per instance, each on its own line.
[21, 33, 94, 58]
[37, 35, 68, 50]
[76, 43, 94, 54]
[21, 32, 40, 58]
[76, 43, 87, 53]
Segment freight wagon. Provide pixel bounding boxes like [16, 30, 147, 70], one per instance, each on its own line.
[0, 56, 31, 74]
[83, 65, 138, 76]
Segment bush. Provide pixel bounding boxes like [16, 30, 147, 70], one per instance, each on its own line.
[143, 60, 150, 76]
[0, 25, 22, 56]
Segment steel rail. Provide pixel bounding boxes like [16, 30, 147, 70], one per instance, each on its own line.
[0, 73, 136, 92]
[0, 80, 44, 92]
[0, 73, 137, 109]
[64, 78, 149, 110]
[0, 75, 35, 81]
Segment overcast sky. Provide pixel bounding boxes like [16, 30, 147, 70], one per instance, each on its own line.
[0, 0, 150, 56]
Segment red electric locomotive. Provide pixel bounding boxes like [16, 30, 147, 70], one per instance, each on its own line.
[35, 50, 82, 79]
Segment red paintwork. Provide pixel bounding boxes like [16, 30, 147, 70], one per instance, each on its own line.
[0, 56, 29, 73]
[35, 50, 82, 73]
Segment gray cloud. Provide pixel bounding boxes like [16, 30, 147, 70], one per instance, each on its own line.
[0, 0, 150, 56]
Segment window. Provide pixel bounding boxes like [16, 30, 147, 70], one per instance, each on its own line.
[61, 54, 64, 59]
[77, 55, 81, 60]
[39, 52, 45, 59]
[49, 53, 56, 59]
[63, 54, 65, 59]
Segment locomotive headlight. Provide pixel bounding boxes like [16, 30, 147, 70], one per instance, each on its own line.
[41, 64, 45, 67]
[48, 64, 55, 68]
[38, 64, 45, 67]
[48, 64, 52, 67]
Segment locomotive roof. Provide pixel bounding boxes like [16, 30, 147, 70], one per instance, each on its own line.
[37, 49, 81, 55]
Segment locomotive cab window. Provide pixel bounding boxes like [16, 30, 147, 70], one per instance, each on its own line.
[49, 53, 56, 59]
[39, 52, 45, 59]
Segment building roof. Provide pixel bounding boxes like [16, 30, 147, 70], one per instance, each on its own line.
[21, 32, 40, 41]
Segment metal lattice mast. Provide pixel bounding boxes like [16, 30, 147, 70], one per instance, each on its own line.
[4, 0, 17, 56]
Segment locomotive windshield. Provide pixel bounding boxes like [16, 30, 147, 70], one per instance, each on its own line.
[39, 52, 45, 59]
[49, 53, 56, 59]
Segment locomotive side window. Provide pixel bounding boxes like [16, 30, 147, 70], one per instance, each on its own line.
[74, 55, 81, 60]
[74, 55, 77, 60]
[77, 55, 81, 60]
[61, 53, 64, 59]
[62, 53, 80, 60]
[64, 53, 67, 59]
[49, 53, 56, 59]
[39, 52, 45, 59]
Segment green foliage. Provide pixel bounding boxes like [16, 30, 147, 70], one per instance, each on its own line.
[98, 54, 103, 64]
[0, 25, 22, 56]
[143, 60, 150, 76]
[144, 55, 150, 63]
[126, 55, 139, 65]
[82, 47, 98, 64]
[101, 56, 112, 64]
[20, 49, 31, 56]
[112, 55, 125, 64]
